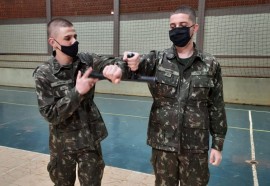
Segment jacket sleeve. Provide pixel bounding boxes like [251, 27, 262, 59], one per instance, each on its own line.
[91, 53, 129, 79]
[34, 68, 84, 125]
[135, 50, 159, 76]
[208, 61, 228, 151]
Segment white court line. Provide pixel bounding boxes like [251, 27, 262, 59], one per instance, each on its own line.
[1, 88, 270, 113]
[0, 101, 37, 107]
[96, 96, 152, 103]
[249, 110, 259, 186]
[227, 107, 270, 114]
[0, 88, 35, 93]
[2, 99, 270, 114]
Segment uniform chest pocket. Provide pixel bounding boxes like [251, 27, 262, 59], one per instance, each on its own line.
[153, 67, 179, 98]
[51, 80, 73, 99]
[189, 74, 214, 100]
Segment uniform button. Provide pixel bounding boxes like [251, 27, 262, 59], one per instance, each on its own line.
[166, 53, 175, 60]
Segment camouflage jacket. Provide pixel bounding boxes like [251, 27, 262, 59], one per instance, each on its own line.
[137, 45, 227, 153]
[33, 52, 127, 155]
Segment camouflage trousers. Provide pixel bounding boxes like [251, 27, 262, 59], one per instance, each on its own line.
[151, 148, 209, 186]
[47, 146, 105, 186]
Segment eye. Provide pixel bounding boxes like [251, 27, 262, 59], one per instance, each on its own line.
[178, 22, 188, 28]
[170, 23, 176, 30]
[64, 36, 70, 41]
[181, 23, 188, 27]
[170, 25, 176, 30]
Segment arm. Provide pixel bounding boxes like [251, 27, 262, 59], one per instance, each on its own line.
[91, 53, 129, 83]
[34, 67, 96, 125]
[208, 62, 227, 163]
[209, 148, 223, 166]
[123, 50, 158, 76]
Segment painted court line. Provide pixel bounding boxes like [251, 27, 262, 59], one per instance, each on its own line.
[229, 126, 270, 133]
[249, 110, 259, 186]
[3, 100, 270, 132]
[1, 88, 270, 113]
[0, 88, 35, 93]
[226, 107, 270, 114]
[0, 101, 37, 107]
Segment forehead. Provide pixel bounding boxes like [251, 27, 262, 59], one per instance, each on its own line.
[55, 26, 76, 38]
[169, 13, 191, 24]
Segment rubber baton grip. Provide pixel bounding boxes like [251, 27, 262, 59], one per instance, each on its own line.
[136, 76, 156, 82]
[127, 53, 135, 58]
[88, 71, 107, 80]
[127, 52, 156, 83]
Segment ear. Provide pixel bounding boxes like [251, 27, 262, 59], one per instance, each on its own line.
[48, 37, 55, 48]
[193, 23, 199, 33]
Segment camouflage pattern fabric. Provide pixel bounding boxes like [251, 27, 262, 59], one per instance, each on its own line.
[135, 44, 227, 185]
[151, 148, 209, 186]
[47, 145, 104, 186]
[33, 52, 127, 185]
[137, 45, 227, 153]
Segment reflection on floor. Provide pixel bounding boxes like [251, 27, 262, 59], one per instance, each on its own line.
[0, 86, 270, 186]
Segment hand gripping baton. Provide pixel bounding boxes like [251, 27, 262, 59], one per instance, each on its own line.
[88, 53, 156, 83]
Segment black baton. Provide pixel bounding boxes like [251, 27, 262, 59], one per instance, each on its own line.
[88, 53, 156, 83]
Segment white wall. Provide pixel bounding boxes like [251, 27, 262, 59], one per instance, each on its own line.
[0, 24, 47, 53]
[0, 68, 35, 87]
[0, 68, 269, 106]
[223, 77, 270, 105]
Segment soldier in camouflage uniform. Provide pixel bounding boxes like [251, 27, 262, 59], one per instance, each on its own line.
[33, 18, 128, 186]
[124, 5, 227, 186]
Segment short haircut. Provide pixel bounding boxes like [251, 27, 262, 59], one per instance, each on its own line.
[170, 5, 196, 23]
[47, 18, 73, 37]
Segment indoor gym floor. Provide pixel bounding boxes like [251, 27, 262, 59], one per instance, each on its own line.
[0, 86, 269, 186]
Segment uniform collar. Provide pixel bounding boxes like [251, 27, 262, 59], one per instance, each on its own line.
[168, 43, 204, 62]
[51, 57, 79, 75]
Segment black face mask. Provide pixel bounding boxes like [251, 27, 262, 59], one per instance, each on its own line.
[169, 25, 194, 47]
[54, 40, 79, 58]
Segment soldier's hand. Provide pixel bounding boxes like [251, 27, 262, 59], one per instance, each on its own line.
[209, 148, 222, 166]
[103, 65, 122, 84]
[76, 67, 98, 95]
[123, 51, 140, 71]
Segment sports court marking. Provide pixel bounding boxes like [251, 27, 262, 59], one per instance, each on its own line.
[0, 88, 270, 185]
[1, 88, 270, 133]
[249, 111, 259, 186]
[1, 88, 270, 114]
[0, 88, 270, 113]
[1, 101, 270, 134]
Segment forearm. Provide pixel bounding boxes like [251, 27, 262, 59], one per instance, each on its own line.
[209, 64, 227, 151]
[92, 54, 129, 79]
[35, 73, 84, 125]
[38, 87, 83, 125]
[209, 100, 227, 150]
[135, 50, 158, 76]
